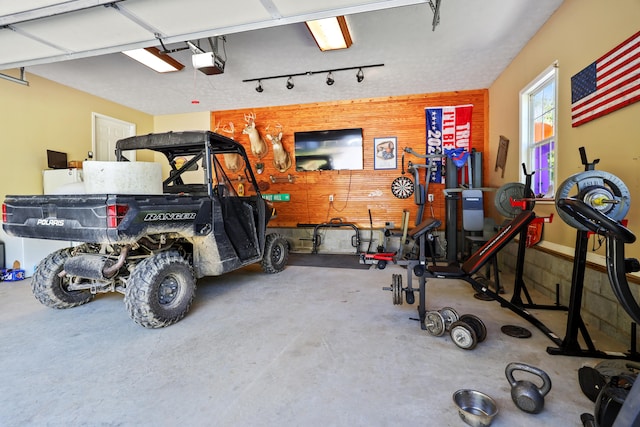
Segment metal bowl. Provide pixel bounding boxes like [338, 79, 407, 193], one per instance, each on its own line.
[453, 389, 498, 427]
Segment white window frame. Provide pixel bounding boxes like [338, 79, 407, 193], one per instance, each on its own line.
[519, 62, 559, 197]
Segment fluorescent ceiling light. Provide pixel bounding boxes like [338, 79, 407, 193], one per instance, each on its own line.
[306, 16, 352, 51]
[122, 47, 184, 73]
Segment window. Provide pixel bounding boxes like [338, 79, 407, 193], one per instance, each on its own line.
[520, 63, 558, 197]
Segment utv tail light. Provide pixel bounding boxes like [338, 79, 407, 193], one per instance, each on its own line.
[2, 203, 7, 223]
[107, 204, 129, 228]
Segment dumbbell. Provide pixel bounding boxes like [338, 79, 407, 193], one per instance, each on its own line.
[449, 314, 487, 350]
[424, 307, 460, 336]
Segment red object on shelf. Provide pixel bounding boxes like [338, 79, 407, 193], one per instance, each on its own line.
[526, 214, 553, 247]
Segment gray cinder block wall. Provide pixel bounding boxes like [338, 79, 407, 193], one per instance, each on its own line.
[269, 227, 386, 254]
[498, 241, 640, 348]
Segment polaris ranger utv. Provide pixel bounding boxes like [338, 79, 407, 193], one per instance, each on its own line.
[2, 131, 289, 328]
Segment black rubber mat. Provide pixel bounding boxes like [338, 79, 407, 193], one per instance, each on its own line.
[287, 253, 371, 270]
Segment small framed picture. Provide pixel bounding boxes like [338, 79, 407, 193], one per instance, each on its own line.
[374, 137, 397, 170]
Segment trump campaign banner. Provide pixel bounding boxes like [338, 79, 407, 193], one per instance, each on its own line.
[425, 104, 473, 183]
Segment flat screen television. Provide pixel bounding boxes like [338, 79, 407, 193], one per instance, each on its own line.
[47, 149, 68, 169]
[294, 128, 363, 171]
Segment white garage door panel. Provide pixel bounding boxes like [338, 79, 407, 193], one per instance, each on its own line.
[15, 7, 153, 52]
[0, 28, 65, 63]
[121, 0, 273, 36]
[0, 1, 65, 16]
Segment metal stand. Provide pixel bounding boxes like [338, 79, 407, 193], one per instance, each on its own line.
[546, 228, 607, 357]
[544, 148, 638, 359]
[510, 226, 567, 310]
[508, 164, 564, 310]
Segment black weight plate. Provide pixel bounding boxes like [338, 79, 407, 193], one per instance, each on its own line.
[473, 276, 495, 301]
[459, 314, 487, 343]
[578, 366, 606, 402]
[495, 182, 535, 217]
[501, 324, 532, 338]
[474, 292, 494, 301]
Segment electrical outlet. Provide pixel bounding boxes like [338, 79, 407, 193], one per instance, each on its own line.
[428, 193, 434, 202]
[329, 194, 334, 202]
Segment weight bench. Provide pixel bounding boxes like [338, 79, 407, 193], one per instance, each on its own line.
[405, 210, 563, 345]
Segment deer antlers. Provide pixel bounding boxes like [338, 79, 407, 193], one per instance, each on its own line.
[265, 123, 291, 173]
[242, 112, 268, 158]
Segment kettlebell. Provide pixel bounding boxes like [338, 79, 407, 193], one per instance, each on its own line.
[505, 362, 552, 414]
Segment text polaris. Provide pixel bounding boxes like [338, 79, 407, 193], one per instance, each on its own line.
[37, 219, 65, 226]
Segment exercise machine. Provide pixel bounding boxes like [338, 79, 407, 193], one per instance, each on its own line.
[385, 149, 640, 359]
[385, 209, 565, 344]
[403, 146, 486, 264]
[494, 148, 637, 359]
[547, 149, 634, 359]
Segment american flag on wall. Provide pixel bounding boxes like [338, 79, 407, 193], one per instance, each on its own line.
[571, 31, 640, 127]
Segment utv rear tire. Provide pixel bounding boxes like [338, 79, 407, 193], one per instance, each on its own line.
[261, 233, 288, 273]
[125, 251, 196, 328]
[32, 248, 94, 309]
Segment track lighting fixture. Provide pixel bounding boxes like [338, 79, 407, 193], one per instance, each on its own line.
[326, 72, 335, 86]
[242, 63, 383, 91]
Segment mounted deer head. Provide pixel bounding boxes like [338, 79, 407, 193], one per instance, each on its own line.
[213, 120, 222, 133]
[219, 122, 244, 173]
[242, 112, 268, 159]
[265, 123, 292, 173]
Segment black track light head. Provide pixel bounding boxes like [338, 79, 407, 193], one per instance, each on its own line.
[356, 68, 364, 83]
[255, 80, 263, 93]
[286, 76, 294, 90]
[326, 72, 335, 86]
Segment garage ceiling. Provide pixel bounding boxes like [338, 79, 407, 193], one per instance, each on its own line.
[0, 0, 565, 115]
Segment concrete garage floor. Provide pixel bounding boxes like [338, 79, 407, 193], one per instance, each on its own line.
[0, 260, 624, 426]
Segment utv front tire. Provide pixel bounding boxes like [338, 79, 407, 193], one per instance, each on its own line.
[261, 233, 289, 273]
[32, 248, 94, 308]
[125, 251, 196, 328]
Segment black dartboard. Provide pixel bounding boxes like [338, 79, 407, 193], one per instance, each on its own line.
[391, 176, 414, 199]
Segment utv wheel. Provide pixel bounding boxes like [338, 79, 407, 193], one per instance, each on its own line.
[261, 233, 289, 273]
[32, 248, 94, 309]
[125, 251, 196, 328]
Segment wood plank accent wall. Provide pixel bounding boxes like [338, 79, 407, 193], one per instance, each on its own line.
[211, 89, 488, 230]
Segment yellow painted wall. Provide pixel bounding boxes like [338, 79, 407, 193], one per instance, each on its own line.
[487, 0, 640, 259]
[0, 70, 154, 267]
[154, 111, 211, 132]
[0, 70, 154, 199]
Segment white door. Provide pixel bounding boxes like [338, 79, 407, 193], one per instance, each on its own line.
[92, 113, 136, 161]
